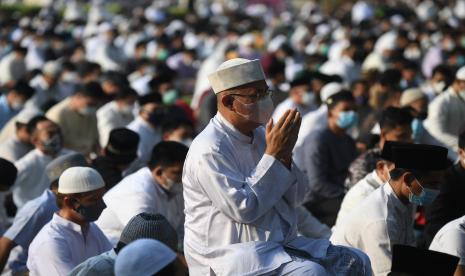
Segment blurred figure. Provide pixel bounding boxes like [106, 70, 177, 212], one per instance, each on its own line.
[161, 118, 194, 147]
[0, 110, 36, 162]
[0, 46, 27, 87]
[0, 81, 34, 129]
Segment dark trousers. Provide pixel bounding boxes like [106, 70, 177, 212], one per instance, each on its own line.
[304, 195, 344, 227]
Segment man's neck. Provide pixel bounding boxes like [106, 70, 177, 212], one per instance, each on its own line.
[327, 121, 346, 136]
[388, 180, 410, 205]
[58, 209, 89, 231]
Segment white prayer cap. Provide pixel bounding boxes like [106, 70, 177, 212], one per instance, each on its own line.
[43, 61, 61, 78]
[98, 22, 113, 34]
[16, 108, 42, 124]
[352, 1, 374, 24]
[268, 35, 287, 53]
[208, 58, 265, 94]
[114, 239, 176, 276]
[416, 0, 438, 21]
[455, 0, 465, 19]
[58, 167, 105, 194]
[400, 88, 426, 106]
[320, 82, 344, 102]
[328, 40, 350, 61]
[456, 66, 465, 81]
[374, 32, 397, 53]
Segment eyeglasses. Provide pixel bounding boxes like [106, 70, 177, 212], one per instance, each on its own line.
[230, 89, 273, 102]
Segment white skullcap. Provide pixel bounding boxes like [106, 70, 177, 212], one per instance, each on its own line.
[352, 1, 374, 24]
[114, 239, 176, 276]
[98, 22, 113, 34]
[43, 61, 61, 78]
[400, 88, 426, 106]
[456, 66, 465, 81]
[374, 32, 397, 53]
[208, 58, 265, 94]
[58, 167, 105, 194]
[16, 108, 42, 124]
[267, 35, 287, 52]
[320, 82, 344, 102]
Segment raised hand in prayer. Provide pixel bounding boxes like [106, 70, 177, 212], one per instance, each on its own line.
[265, 108, 301, 169]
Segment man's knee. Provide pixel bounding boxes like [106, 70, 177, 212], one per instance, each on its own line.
[278, 258, 327, 275]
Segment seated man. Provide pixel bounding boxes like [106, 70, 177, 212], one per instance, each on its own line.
[429, 215, 465, 276]
[91, 128, 139, 190]
[331, 142, 449, 275]
[27, 167, 111, 276]
[0, 153, 87, 275]
[184, 58, 370, 275]
[334, 156, 394, 227]
[425, 130, 465, 244]
[69, 213, 180, 276]
[96, 141, 187, 246]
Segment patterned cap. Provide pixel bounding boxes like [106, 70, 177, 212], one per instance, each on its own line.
[46, 153, 88, 184]
[119, 213, 178, 251]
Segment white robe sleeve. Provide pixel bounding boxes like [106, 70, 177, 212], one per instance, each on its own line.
[197, 151, 295, 224]
[282, 161, 311, 207]
[361, 220, 392, 276]
[425, 96, 459, 150]
[28, 240, 75, 276]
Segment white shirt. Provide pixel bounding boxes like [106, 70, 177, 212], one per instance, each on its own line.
[424, 88, 465, 151]
[97, 101, 134, 147]
[96, 167, 184, 245]
[27, 213, 112, 276]
[13, 148, 71, 209]
[331, 183, 415, 276]
[430, 215, 465, 266]
[183, 113, 330, 275]
[334, 170, 385, 228]
[127, 117, 161, 163]
[295, 105, 328, 148]
[0, 135, 32, 162]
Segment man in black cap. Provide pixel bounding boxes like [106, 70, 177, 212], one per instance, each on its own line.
[331, 142, 449, 275]
[92, 128, 139, 190]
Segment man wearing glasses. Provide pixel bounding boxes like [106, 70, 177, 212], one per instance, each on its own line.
[182, 58, 371, 275]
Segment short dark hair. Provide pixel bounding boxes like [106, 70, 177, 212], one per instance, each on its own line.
[10, 80, 34, 99]
[327, 90, 354, 110]
[138, 93, 162, 106]
[161, 118, 194, 135]
[114, 86, 139, 101]
[459, 129, 465, 150]
[74, 81, 105, 99]
[432, 64, 452, 78]
[77, 61, 101, 78]
[26, 115, 49, 135]
[380, 107, 413, 132]
[148, 141, 188, 170]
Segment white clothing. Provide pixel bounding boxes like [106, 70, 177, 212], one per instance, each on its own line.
[272, 98, 316, 124]
[424, 88, 465, 151]
[97, 101, 134, 147]
[0, 135, 32, 162]
[429, 215, 465, 265]
[96, 167, 184, 245]
[183, 113, 332, 275]
[331, 183, 415, 276]
[127, 117, 161, 163]
[334, 170, 384, 228]
[13, 148, 71, 209]
[295, 105, 328, 148]
[27, 213, 112, 276]
[93, 43, 126, 72]
[0, 52, 26, 85]
[296, 206, 332, 239]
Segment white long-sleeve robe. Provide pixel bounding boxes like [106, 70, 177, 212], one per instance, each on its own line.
[183, 113, 331, 275]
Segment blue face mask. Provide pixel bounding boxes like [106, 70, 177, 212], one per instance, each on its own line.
[337, 111, 358, 130]
[411, 118, 424, 141]
[408, 183, 439, 206]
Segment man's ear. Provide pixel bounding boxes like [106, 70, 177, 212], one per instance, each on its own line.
[154, 167, 163, 176]
[459, 148, 465, 159]
[221, 94, 235, 110]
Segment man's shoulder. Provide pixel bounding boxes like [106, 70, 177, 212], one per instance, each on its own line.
[189, 120, 228, 157]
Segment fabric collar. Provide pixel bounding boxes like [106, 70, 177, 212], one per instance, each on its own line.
[383, 183, 412, 216]
[52, 213, 83, 233]
[215, 112, 254, 144]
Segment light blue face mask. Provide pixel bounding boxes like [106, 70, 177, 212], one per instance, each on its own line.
[337, 111, 359, 130]
[411, 118, 424, 141]
[408, 183, 439, 206]
[162, 89, 178, 105]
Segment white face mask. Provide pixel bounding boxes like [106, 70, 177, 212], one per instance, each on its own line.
[10, 100, 24, 111]
[234, 94, 274, 124]
[119, 104, 134, 115]
[432, 81, 445, 94]
[301, 91, 315, 106]
[78, 106, 97, 116]
[161, 174, 183, 194]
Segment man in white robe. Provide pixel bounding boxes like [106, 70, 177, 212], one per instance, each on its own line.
[331, 142, 449, 275]
[183, 58, 371, 275]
